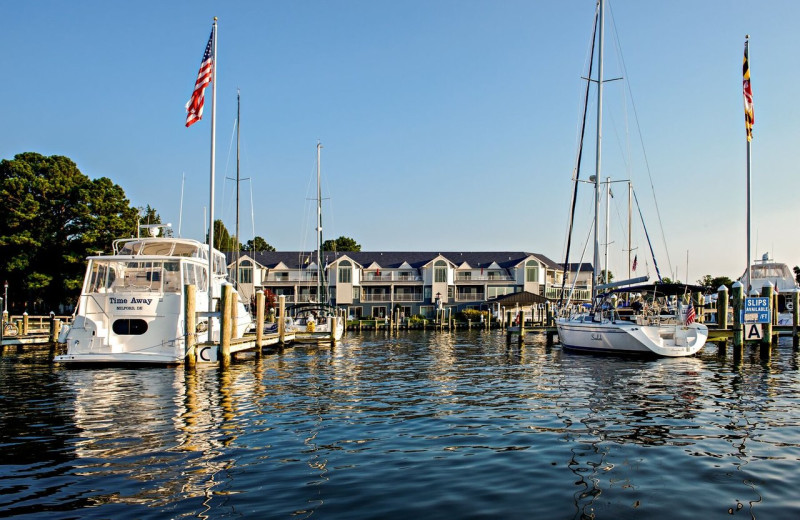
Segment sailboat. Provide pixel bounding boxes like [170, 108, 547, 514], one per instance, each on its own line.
[287, 141, 345, 343]
[555, 0, 708, 357]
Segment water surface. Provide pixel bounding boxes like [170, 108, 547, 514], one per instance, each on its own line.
[1, 332, 799, 519]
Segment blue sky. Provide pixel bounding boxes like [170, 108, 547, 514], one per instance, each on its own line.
[3, 0, 799, 283]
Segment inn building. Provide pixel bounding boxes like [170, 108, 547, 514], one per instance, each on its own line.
[227, 251, 593, 318]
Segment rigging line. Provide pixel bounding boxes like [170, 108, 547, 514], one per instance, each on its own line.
[565, 214, 595, 309]
[560, 3, 599, 306]
[607, 1, 673, 277]
[632, 188, 662, 282]
[220, 117, 238, 226]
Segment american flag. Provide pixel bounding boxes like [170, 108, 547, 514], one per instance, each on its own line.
[185, 28, 214, 128]
[685, 302, 696, 325]
[743, 38, 754, 141]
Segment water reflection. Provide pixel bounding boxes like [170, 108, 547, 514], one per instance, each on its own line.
[2, 334, 800, 518]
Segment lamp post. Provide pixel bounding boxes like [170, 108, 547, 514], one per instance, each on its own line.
[3, 280, 7, 313]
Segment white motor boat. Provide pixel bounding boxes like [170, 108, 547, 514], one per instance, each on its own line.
[55, 226, 252, 365]
[740, 253, 798, 325]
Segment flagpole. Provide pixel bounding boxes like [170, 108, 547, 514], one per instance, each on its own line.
[744, 35, 752, 295]
[208, 17, 218, 321]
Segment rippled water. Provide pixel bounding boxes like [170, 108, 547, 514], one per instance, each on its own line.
[2, 332, 800, 519]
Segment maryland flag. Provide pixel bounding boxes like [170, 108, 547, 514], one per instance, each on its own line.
[743, 38, 754, 141]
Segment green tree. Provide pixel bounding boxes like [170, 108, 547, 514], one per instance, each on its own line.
[794, 266, 800, 286]
[597, 270, 614, 284]
[138, 204, 173, 237]
[209, 219, 242, 251]
[322, 236, 361, 252]
[698, 274, 734, 290]
[245, 236, 275, 252]
[0, 153, 138, 310]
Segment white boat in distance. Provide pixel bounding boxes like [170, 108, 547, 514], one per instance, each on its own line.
[740, 253, 798, 325]
[55, 225, 252, 365]
[555, 0, 708, 357]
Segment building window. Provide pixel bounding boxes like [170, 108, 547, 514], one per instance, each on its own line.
[526, 261, 539, 283]
[338, 260, 352, 283]
[447, 286, 454, 299]
[434, 260, 447, 283]
[352, 286, 361, 300]
[372, 306, 387, 318]
[238, 260, 253, 284]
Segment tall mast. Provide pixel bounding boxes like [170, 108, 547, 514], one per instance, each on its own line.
[235, 89, 240, 289]
[316, 141, 323, 303]
[208, 18, 218, 317]
[593, 0, 605, 294]
[744, 36, 752, 293]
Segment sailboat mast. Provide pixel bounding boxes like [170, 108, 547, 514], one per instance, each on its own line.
[593, 0, 605, 294]
[235, 89, 240, 289]
[316, 141, 323, 303]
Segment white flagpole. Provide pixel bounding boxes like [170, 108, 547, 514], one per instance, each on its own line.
[208, 17, 218, 324]
[745, 36, 752, 294]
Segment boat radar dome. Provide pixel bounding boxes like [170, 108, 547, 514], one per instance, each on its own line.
[140, 223, 173, 237]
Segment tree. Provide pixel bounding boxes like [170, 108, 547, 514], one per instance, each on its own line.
[138, 204, 173, 237]
[794, 266, 800, 286]
[698, 274, 734, 290]
[209, 219, 242, 252]
[0, 153, 138, 310]
[322, 236, 361, 252]
[597, 270, 614, 284]
[245, 236, 275, 252]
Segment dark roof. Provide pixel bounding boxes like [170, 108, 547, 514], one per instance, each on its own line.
[492, 291, 551, 305]
[229, 251, 571, 271]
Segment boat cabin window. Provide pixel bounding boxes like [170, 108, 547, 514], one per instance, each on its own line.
[85, 259, 182, 294]
[183, 263, 208, 292]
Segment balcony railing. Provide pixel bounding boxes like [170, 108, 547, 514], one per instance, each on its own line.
[361, 293, 393, 302]
[394, 293, 423, 302]
[265, 273, 319, 282]
[455, 274, 514, 282]
[545, 286, 591, 301]
[456, 292, 486, 301]
[362, 273, 422, 282]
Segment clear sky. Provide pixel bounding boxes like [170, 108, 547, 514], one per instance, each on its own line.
[3, 0, 799, 284]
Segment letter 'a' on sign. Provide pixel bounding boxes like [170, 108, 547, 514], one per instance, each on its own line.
[746, 323, 764, 341]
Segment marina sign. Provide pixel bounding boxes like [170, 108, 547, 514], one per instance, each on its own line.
[743, 297, 771, 324]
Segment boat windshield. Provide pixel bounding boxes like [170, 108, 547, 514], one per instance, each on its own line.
[85, 259, 208, 294]
[116, 239, 206, 259]
[751, 264, 793, 280]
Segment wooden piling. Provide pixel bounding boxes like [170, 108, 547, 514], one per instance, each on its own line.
[220, 284, 232, 361]
[22, 312, 29, 336]
[256, 291, 265, 351]
[717, 285, 729, 330]
[278, 295, 286, 345]
[792, 288, 799, 347]
[184, 284, 196, 366]
[761, 281, 774, 355]
[330, 316, 338, 344]
[49, 318, 61, 343]
[732, 281, 743, 354]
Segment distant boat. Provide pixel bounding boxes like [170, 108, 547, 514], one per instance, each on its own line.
[740, 253, 798, 325]
[54, 226, 252, 365]
[555, 0, 708, 357]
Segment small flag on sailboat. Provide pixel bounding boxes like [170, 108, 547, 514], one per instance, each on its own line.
[743, 37, 754, 142]
[632, 255, 638, 272]
[685, 302, 696, 325]
[186, 27, 214, 128]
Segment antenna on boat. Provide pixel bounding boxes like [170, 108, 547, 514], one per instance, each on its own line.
[178, 172, 185, 237]
[140, 223, 173, 238]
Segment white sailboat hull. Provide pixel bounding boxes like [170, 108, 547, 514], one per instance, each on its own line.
[557, 317, 708, 357]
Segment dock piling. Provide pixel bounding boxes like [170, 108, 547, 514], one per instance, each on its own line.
[256, 291, 265, 352]
[184, 284, 197, 366]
